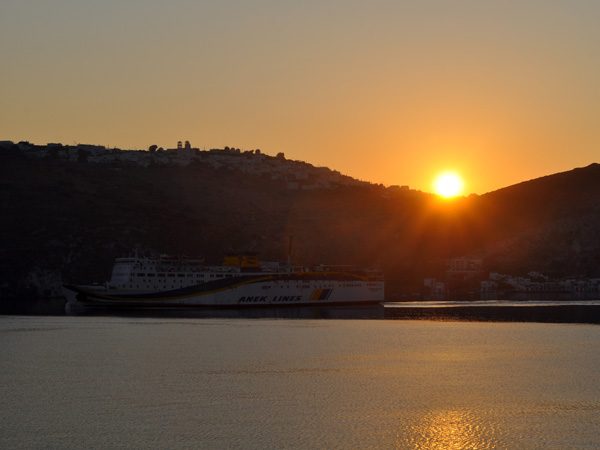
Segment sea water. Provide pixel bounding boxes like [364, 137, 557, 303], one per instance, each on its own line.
[1, 315, 599, 449]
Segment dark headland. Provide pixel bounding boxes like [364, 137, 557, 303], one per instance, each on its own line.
[1, 141, 600, 303]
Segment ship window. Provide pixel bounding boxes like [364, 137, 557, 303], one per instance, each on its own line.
[187, 274, 193, 277]
[148, 274, 155, 277]
[158, 273, 165, 277]
[216, 275, 223, 278]
[177, 274, 185, 277]
[168, 274, 175, 277]
[136, 273, 145, 276]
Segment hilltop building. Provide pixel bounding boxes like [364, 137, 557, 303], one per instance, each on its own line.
[5, 140, 383, 191]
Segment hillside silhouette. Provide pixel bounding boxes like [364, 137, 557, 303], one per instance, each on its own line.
[1, 145, 599, 300]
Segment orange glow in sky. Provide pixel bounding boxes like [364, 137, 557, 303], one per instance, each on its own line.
[1, 1, 599, 195]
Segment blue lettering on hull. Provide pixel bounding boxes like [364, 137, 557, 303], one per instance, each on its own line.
[237, 296, 268, 303]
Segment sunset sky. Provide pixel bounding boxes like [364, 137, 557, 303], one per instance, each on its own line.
[2, 1, 599, 194]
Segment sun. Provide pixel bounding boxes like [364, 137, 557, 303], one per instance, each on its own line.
[434, 172, 464, 198]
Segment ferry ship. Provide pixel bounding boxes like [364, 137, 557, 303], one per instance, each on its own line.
[62, 253, 385, 307]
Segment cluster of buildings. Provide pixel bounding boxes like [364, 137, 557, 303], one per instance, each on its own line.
[424, 257, 600, 294]
[483, 272, 600, 294]
[2, 140, 374, 190]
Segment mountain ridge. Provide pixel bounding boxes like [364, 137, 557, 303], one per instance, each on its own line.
[1, 143, 599, 300]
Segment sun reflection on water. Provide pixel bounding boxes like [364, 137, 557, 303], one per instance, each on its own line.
[399, 409, 503, 450]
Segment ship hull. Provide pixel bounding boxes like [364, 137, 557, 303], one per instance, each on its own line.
[63, 272, 384, 308]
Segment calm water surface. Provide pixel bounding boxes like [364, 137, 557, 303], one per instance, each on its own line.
[1, 315, 599, 449]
